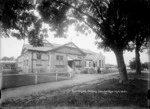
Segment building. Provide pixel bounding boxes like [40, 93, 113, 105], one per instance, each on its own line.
[1, 60, 16, 70]
[17, 40, 105, 74]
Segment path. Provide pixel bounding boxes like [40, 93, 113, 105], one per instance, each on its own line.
[2, 72, 118, 102]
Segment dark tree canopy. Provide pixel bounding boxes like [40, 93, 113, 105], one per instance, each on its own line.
[0, 0, 48, 46]
[0, 0, 34, 37]
[124, 0, 150, 74]
[129, 58, 136, 70]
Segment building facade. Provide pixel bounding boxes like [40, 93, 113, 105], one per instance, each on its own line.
[17, 40, 105, 74]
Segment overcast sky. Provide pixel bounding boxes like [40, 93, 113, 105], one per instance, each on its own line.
[1, 25, 148, 65]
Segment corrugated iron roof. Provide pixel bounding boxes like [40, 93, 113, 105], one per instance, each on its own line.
[22, 41, 101, 57]
[84, 52, 105, 61]
[81, 49, 96, 54]
[23, 44, 53, 52]
[67, 55, 81, 60]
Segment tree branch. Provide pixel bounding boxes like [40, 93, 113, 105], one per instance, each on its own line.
[55, 0, 101, 28]
[4, 28, 11, 37]
[88, 0, 106, 23]
[80, 19, 105, 40]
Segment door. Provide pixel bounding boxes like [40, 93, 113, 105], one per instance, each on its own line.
[68, 61, 74, 68]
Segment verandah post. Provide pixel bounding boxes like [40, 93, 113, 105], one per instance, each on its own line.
[56, 71, 58, 81]
[69, 71, 72, 79]
[35, 71, 38, 84]
[0, 67, 3, 104]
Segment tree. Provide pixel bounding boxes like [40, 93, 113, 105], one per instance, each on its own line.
[1, 56, 10, 61]
[1, 56, 15, 60]
[141, 62, 149, 70]
[125, 0, 150, 74]
[0, 0, 48, 46]
[129, 58, 136, 70]
[129, 58, 149, 71]
[37, 0, 143, 83]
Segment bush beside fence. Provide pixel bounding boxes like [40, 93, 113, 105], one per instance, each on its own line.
[80, 68, 118, 74]
[80, 68, 97, 74]
[102, 69, 118, 74]
[2, 74, 35, 89]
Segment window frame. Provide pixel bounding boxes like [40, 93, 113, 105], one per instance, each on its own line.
[36, 52, 42, 60]
[56, 55, 64, 65]
[75, 60, 81, 66]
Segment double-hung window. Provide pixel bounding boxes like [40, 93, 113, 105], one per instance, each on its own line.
[75, 61, 81, 66]
[36, 52, 42, 66]
[36, 53, 42, 59]
[56, 55, 64, 65]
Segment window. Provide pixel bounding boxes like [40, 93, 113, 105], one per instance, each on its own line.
[89, 61, 91, 67]
[99, 60, 101, 67]
[75, 61, 81, 66]
[56, 55, 64, 65]
[89, 61, 93, 67]
[85, 61, 90, 67]
[26, 60, 28, 66]
[36, 53, 42, 59]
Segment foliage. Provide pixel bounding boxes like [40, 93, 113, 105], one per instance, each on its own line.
[124, 0, 150, 74]
[1, 56, 15, 61]
[126, 0, 150, 51]
[1, 0, 34, 37]
[0, 0, 49, 46]
[141, 62, 149, 70]
[129, 58, 136, 70]
[37, 0, 76, 38]
[129, 58, 149, 70]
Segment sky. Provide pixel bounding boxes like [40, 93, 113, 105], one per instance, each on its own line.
[0, 25, 149, 65]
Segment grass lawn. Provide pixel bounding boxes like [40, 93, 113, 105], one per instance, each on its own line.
[2, 75, 148, 108]
[128, 71, 149, 79]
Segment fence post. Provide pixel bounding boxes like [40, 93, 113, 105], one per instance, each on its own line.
[70, 72, 72, 79]
[35, 71, 38, 84]
[0, 68, 3, 104]
[0, 67, 3, 90]
[56, 71, 58, 81]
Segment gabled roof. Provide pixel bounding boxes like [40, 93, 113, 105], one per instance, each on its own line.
[43, 39, 54, 47]
[48, 42, 86, 55]
[21, 44, 53, 54]
[81, 49, 97, 54]
[20, 40, 98, 57]
[67, 55, 81, 60]
[84, 52, 105, 61]
[51, 43, 61, 47]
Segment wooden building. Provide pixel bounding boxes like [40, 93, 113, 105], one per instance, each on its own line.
[17, 40, 105, 74]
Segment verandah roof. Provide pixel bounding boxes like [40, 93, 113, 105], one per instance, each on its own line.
[67, 55, 81, 61]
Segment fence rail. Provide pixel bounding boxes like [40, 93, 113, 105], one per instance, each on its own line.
[2, 72, 75, 89]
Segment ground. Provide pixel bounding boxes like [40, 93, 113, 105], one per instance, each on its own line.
[1, 71, 149, 108]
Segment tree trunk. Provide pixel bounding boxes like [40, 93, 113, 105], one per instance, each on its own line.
[114, 49, 128, 84]
[135, 43, 141, 74]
